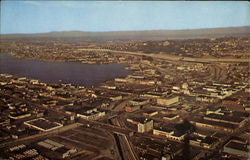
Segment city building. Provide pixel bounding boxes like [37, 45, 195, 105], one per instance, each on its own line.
[125, 105, 141, 112]
[127, 117, 153, 133]
[190, 119, 238, 133]
[223, 139, 249, 157]
[143, 110, 158, 117]
[9, 112, 31, 120]
[157, 95, 179, 106]
[204, 113, 246, 126]
[163, 114, 179, 120]
[129, 98, 150, 106]
[24, 118, 63, 132]
[76, 107, 105, 120]
[153, 127, 186, 141]
[37, 139, 77, 159]
[196, 95, 217, 103]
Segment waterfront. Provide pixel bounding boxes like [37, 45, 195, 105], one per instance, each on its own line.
[0, 53, 132, 86]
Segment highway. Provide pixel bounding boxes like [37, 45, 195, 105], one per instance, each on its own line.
[77, 48, 250, 63]
[78, 118, 131, 135]
[110, 117, 139, 160]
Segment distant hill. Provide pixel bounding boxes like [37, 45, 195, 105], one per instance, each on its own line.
[1, 26, 250, 41]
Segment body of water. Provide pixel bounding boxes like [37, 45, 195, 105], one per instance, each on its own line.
[0, 53, 132, 86]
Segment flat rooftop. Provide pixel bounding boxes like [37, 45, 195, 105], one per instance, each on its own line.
[225, 141, 249, 152]
[194, 119, 238, 129]
[205, 113, 244, 123]
[24, 118, 63, 131]
[129, 117, 153, 124]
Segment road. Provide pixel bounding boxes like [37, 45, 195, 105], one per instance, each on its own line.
[0, 123, 83, 148]
[79, 118, 131, 133]
[110, 117, 139, 160]
[109, 99, 139, 160]
[77, 48, 250, 63]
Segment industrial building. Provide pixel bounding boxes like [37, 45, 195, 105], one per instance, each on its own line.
[24, 118, 63, 132]
[37, 139, 77, 159]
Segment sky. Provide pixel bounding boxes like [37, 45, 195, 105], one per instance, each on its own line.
[1, 1, 250, 34]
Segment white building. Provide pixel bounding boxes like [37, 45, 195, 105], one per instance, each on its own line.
[127, 118, 153, 133]
[157, 96, 179, 106]
[76, 107, 105, 120]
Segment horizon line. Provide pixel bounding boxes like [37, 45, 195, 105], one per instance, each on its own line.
[1, 25, 250, 35]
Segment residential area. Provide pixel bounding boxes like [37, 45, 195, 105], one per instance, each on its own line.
[0, 36, 249, 160]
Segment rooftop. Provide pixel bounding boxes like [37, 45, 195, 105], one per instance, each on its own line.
[225, 140, 249, 152]
[24, 118, 63, 131]
[194, 118, 238, 129]
[205, 113, 244, 123]
[129, 117, 153, 124]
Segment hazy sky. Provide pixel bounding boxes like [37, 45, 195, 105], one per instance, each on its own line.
[1, 1, 250, 34]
